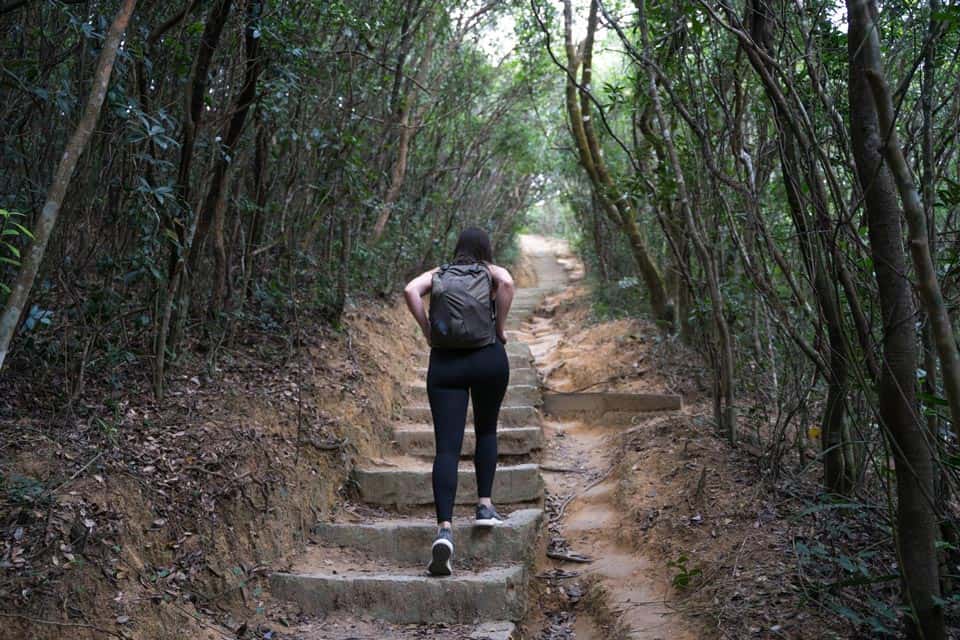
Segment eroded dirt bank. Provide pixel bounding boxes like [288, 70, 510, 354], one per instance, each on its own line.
[517, 237, 842, 640]
[1, 302, 420, 639]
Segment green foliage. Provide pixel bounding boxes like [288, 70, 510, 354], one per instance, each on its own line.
[0, 0, 556, 389]
[0, 208, 32, 296]
[794, 537, 901, 637]
[666, 554, 702, 591]
[2, 473, 52, 508]
[588, 275, 647, 321]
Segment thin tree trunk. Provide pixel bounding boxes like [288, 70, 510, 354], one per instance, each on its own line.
[847, 2, 945, 638]
[243, 105, 269, 301]
[559, 0, 672, 327]
[637, 0, 735, 442]
[154, 0, 233, 399]
[865, 68, 960, 444]
[371, 25, 436, 242]
[186, 0, 265, 316]
[742, 0, 856, 493]
[920, 0, 941, 441]
[0, 0, 137, 373]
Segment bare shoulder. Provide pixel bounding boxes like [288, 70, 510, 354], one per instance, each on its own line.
[486, 263, 514, 286]
[404, 267, 440, 295]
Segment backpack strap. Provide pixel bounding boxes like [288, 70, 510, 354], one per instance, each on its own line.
[480, 263, 497, 321]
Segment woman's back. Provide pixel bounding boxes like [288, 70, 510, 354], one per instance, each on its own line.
[401, 227, 518, 575]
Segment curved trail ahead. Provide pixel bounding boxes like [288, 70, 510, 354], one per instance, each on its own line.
[520, 236, 694, 640]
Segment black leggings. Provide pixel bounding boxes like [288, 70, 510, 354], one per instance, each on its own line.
[427, 341, 510, 523]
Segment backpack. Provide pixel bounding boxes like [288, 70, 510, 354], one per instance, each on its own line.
[429, 262, 496, 349]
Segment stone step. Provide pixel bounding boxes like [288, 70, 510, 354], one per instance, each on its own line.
[507, 302, 540, 320]
[270, 564, 527, 624]
[352, 462, 543, 505]
[282, 617, 516, 640]
[508, 342, 533, 358]
[414, 367, 539, 386]
[405, 383, 541, 406]
[313, 508, 542, 565]
[507, 368, 539, 386]
[510, 303, 539, 312]
[512, 293, 547, 303]
[505, 318, 529, 330]
[403, 404, 538, 426]
[542, 391, 683, 414]
[392, 425, 543, 457]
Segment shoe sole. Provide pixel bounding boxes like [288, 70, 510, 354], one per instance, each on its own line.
[428, 538, 453, 576]
[475, 518, 503, 527]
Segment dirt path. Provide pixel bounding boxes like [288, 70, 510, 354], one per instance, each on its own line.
[261, 235, 703, 640]
[516, 235, 697, 640]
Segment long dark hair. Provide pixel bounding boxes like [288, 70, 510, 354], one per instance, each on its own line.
[451, 227, 493, 264]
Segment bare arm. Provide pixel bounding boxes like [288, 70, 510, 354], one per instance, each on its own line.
[403, 268, 437, 345]
[488, 264, 515, 343]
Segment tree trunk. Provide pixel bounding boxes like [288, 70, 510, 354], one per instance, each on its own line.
[865, 67, 960, 445]
[743, 0, 857, 493]
[154, 0, 233, 399]
[847, 3, 945, 638]
[638, 0, 736, 442]
[371, 24, 436, 243]
[186, 0, 265, 316]
[0, 0, 137, 373]
[559, 0, 672, 327]
[244, 106, 269, 301]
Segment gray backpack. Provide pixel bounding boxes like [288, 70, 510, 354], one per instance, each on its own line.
[429, 263, 496, 349]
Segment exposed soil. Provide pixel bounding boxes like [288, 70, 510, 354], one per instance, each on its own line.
[0, 301, 420, 639]
[520, 237, 844, 640]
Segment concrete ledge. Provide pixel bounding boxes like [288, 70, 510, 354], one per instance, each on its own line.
[312, 509, 543, 564]
[403, 404, 538, 426]
[405, 383, 541, 407]
[542, 391, 683, 414]
[471, 621, 517, 640]
[352, 463, 543, 505]
[270, 565, 526, 624]
[392, 425, 543, 457]
[510, 306, 538, 315]
[508, 342, 533, 359]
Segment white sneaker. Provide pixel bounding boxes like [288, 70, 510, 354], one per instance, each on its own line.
[475, 503, 504, 527]
[428, 527, 453, 576]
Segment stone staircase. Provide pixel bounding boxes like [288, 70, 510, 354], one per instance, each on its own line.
[269, 248, 567, 639]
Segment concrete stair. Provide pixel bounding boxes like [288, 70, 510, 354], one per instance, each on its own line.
[392, 424, 544, 457]
[271, 565, 526, 624]
[312, 508, 542, 564]
[402, 403, 538, 426]
[415, 366, 539, 386]
[269, 241, 569, 632]
[417, 343, 532, 370]
[352, 461, 543, 505]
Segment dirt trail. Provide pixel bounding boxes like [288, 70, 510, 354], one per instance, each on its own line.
[516, 235, 697, 640]
[258, 235, 707, 639]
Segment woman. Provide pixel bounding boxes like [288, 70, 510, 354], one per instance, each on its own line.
[403, 227, 515, 576]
